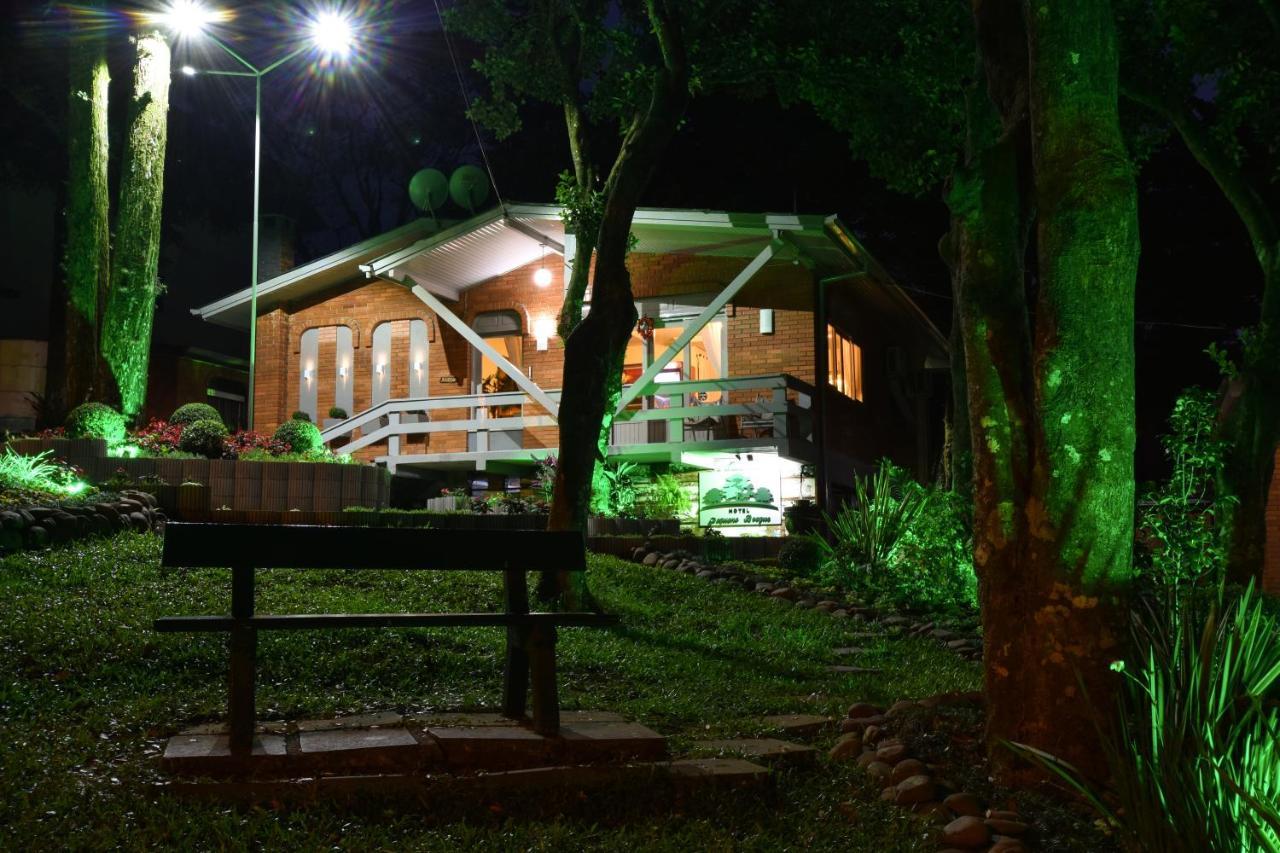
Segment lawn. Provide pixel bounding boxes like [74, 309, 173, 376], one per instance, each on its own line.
[0, 531, 982, 851]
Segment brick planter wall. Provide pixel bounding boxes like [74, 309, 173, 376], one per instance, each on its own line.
[4, 438, 389, 516]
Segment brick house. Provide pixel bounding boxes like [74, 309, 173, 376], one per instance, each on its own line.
[193, 204, 950, 518]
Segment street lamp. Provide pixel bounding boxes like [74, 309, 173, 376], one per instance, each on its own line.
[150, 2, 356, 430]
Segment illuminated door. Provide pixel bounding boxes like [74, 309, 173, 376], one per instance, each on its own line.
[469, 311, 524, 453]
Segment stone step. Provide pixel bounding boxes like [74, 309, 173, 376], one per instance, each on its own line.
[163, 714, 667, 779]
[691, 737, 819, 768]
[761, 713, 834, 738]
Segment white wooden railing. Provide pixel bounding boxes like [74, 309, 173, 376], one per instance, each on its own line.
[319, 373, 815, 465]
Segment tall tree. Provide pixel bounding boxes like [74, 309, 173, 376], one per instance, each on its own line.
[779, 0, 1139, 780]
[1117, 0, 1280, 584]
[100, 29, 171, 417]
[61, 16, 111, 411]
[452, 0, 761, 604]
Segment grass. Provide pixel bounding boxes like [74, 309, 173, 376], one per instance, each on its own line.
[0, 532, 981, 850]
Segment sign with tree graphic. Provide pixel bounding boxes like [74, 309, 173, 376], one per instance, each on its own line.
[698, 463, 782, 527]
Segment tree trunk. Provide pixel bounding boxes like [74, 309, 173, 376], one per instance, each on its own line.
[101, 31, 170, 419]
[61, 20, 110, 412]
[1004, 0, 1138, 783]
[545, 0, 689, 606]
[1219, 250, 1280, 583]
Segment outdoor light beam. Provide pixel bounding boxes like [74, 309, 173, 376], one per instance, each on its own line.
[163, 4, 359, 429]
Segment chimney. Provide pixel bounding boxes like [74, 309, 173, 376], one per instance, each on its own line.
[257, 215, 297, 281]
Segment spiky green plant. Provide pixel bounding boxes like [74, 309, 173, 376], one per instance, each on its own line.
[1012, 582, 1280, 852]
[0, 449, 85, 496]
[813, 463, 929, 600]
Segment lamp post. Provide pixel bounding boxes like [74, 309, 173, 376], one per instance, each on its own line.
[150, 2, 355, 430]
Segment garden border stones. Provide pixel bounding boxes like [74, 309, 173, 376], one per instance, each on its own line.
[0, 488, 164, 553]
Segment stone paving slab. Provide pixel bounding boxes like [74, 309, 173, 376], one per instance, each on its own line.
[161, 734, 289, 777]
[761, 714, 834, 738]
[692, 738, 819, 767]
[296, 727, 439, 774]
[668, 758, 772, 788]
[827, 665, 884, 674]
[297, 711, 404, 732]
[557, 721, 667, 763]
[178, 721, 288, 736]
[406, 711, 520, 728]
[427, 725, 556, 770]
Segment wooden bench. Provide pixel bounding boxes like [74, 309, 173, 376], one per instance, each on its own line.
[154, 523, 616, 753]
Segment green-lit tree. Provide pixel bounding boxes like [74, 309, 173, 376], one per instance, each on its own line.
[451, 0, 764, 604]
[777, 0, 1139, 781]
[100, 29, 171, 417]
[61, 16, 112, 413]
[1116, 0, 1280, 585]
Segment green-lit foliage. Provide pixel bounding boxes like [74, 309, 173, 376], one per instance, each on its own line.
[1138, 388, 1233, 595]
[637, 472, 691, 520]
[63, 402, 126, 444]
[291, 410, 311, 423]
[327, 406, 348, 420]
[591, 460, 639, 518]
[532, 454, 557, 505]
[886, 476, 978, 611]
[169, 402, 221, 427]
[1014, 583, 1280, 852]
[0, 449, 87, 497]
[777, 535, 824, 576]
[272, 419, 323, 454]
[238, 448, 354, 464]
[177, 418, 227, 459]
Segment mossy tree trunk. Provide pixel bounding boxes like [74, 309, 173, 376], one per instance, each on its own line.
[61, 18, 111, 412]
[545, 0, 690, 607]
[953, 0, 1139, 783]
[100, 31, 170, 419]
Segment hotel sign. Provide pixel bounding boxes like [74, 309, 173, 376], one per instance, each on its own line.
[697, 463, 782, 528]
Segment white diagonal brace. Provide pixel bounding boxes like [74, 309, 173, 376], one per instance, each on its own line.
[406, 279, 561, 419]
[616, 240, 778, 413]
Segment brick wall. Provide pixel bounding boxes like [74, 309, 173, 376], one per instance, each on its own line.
[1266, 447, 1280, 596]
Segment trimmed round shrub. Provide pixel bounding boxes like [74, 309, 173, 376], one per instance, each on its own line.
[778, 535, 824, 576]
[65, 402, 126, 443]
[291, 410, 312, 422]
[328, 406, 348, 420]
[179, 418, 229, 459]
[170, 402, 222, 427]
[273, 418, 323, 453]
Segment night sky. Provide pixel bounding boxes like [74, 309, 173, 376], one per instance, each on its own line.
[0, 0, 1263, 479]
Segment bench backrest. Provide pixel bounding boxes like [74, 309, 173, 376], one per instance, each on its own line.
[161, 523, 587, 572]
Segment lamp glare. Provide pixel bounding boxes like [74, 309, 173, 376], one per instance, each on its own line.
[151, 0, 220, 37]
[181, 65, 197, 76]
[310, 10, 355, 57]
[533, 266, 552, 287]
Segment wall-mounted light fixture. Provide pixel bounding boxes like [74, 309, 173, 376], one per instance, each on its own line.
[759, 308, 775, 335]
[338, 365, 348, 380]
[414, 357, 424, 373]
[376, 361, 386, 376]
[534, 315, 556, 351]
[303, 366, 314, 382]
[533, 244, 552, 287]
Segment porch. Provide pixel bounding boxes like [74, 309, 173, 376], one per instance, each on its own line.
[318, 372, 816, 473]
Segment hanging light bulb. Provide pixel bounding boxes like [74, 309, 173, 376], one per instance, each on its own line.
[533, 244, 552, 287]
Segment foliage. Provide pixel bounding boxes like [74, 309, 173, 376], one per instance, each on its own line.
[273, 419, 323, 454]
[237, 448, 355, 464]
[327, 406, 348, 420]
[1013, 583, 1280, 852]
[131, 419, 182, 455]
[532, 454, 557, 505]
[223, 430, 287, 458]
[291, 410, 311, 422]
[64, 402, 127, 444]
[813, 463, 930, 605]
[886, 479, 977, 611]
[169, 402, 222, 427]
[638, 472, 691, 519]
[177, 418, 228, 459]
[1138, 388, 1233, 596]
[592, 460, 640, 517]
[0, 449, 87, 497]
[777, 535, 824, 576]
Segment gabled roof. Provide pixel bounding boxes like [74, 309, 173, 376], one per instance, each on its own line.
[193, 202, 947, 353]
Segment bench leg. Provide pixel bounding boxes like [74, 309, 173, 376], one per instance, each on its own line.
[228, 623, 256, 755]
[528, 623, 559, 737]
[502, 625, 529, 720]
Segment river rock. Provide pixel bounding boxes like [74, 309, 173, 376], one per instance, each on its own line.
[942, 815, 990, 848]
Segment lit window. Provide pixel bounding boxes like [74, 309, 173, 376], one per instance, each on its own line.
[827, 325, 863, 401]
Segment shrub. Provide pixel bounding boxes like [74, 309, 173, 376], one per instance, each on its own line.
[64, 402, 126, 443]
[638, 472, 691, 519]
[328, 406, 348, 420]
[1138, 388, 1232, 598]
[224, 430, 287, 458]
[291, 410, 311, 422]
[170, 402, 222, 427]
[178, 418, 229, 458]
[1015, 582, 1280, 851]
[884, 484, 977, 611]
[132, 419, 183, 455]
[778, 535, 824, 576]
[272, 418, 323, 453]
[814, 463, 928, 602]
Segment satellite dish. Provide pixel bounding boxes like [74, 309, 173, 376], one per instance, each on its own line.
[408, 168, 449, 216]
[449, 164, 490, 214]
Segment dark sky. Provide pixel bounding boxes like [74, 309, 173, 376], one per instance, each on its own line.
[0, 0, 1264, 479]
